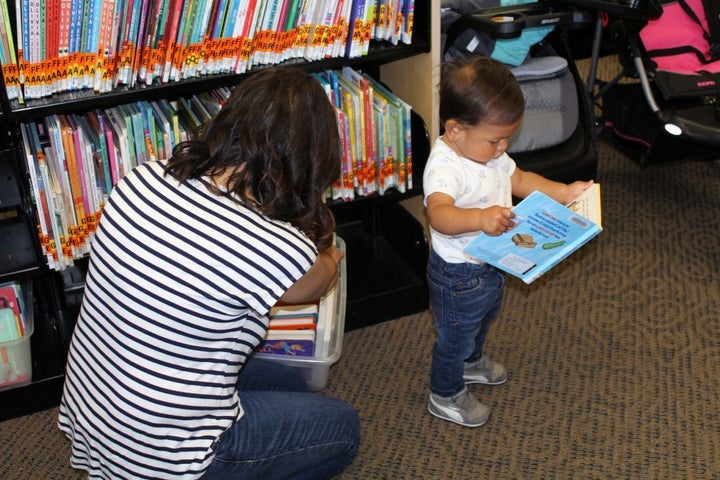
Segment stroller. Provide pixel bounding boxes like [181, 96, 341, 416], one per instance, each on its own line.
[442, 0, 599, 182]
[579, 0, 720, 163]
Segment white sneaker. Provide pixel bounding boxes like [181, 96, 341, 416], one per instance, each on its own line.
[463, 356, 508, 385]
[427, 387, 490, 427]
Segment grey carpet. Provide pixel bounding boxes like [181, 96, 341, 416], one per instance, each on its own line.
[2, 59, 720, 479]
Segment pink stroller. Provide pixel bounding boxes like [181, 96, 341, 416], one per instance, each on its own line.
[570, 0, 720, 163]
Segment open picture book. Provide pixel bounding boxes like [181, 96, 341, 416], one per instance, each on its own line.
[464, 183, 602, 284]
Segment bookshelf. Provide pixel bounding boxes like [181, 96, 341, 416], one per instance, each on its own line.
[0, 0, 440, 419]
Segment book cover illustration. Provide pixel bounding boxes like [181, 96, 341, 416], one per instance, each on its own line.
[0, 282, 25, 340]
[257, 329, 316, 357]
[463, 189, 602, 284]
[0, 281, 30, 388]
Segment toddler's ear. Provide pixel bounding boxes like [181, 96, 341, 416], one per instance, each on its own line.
[444, 119, 462, 140]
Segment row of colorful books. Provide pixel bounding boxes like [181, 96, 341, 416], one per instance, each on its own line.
[319, 66, 413, 202]
[0, 0, 415, 102]
[18, 66, 413, 271]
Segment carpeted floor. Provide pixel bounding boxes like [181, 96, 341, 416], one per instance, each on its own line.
[2, 61, 720, 479]
[328, 145, 720, 479]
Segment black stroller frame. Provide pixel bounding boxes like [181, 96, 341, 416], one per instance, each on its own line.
[561, 0, 720, 163]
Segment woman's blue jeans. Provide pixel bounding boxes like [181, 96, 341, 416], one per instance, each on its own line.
[201, 357, 360, 480]
[427, 249, 505, 397]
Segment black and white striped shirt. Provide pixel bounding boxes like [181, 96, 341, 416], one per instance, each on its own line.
[58, 161, 317, 479]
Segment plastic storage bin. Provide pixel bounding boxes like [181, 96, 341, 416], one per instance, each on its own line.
[255, 237, 347, 391]
[0, 281, 34, 392]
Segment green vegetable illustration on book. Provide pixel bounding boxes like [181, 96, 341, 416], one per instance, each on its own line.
[511, 233, 566, 250]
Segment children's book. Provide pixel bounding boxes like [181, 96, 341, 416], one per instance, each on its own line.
[270, 302, 319, 319]
[341, 66, 376, 195]
[268, 302, 318, 330]
[463, 185, 602, 284]
[268, 317, 317, 330]
[257, 329, 315, 356]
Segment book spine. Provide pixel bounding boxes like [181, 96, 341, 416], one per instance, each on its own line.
[340, 88, 360, 194]
[46, 0, 59, 93]
[102, 118, 119, 188]
[95, 112, 113, 196]
[324, 0, 343, 59]
[222, 0, 240, 38]
[37, 147, 64, 265]
[211, 0, 228, 38]
[192, 0, 214, 75]
[20, 0, 32, 98]
[374, 0, 386, 39]
[129, 0, 153, 86]
[85, 0, 101, 54]
[362, 0, 374, 54]
[401, 0, 413, 44]
[44, 115, 78, 259]
[401, 99, 412, 190]
[151, 0, 170, 80]
[46, 117, 72, 257]
[138, 102, 158, 163]
[257, 339, 315, 356]
[338, 107, 354, 201]
[0, 0, 20, 100]
[40, 127, 74, 265]
[344, 0, 364, 58]
[162, 0, 183, 82]
[58, 116, 87, 249]
[137, 0, 160, 83]
[76, 122, 100, 237]
[372, 98, 390, 193]
[235, 0, 261, 73]
[96, 0, 116, 91]
[301, 0, 325, 61]
[34, 122, 61, 264]
[68, 116, 93, 235]
[20, 123, 55, 265]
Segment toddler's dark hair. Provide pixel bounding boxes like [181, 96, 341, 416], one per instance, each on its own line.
[440, 56, 525, 127]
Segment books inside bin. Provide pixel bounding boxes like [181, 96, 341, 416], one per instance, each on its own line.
[257, 303, 320, 357]
[254, 237, 347, 391]
[0, 280, 34, 392]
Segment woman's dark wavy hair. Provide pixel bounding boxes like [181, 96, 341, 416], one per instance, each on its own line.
[165, 67, 342, 251]
[440, 56, 525, 128]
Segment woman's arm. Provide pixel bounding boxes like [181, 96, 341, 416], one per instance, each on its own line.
[279, 244, 344, 304]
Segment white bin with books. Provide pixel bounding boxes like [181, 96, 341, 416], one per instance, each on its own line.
[255, 237, 347, 391]
[0, 281, 34, 392]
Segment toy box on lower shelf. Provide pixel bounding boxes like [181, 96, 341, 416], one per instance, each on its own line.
[254, 237, 347, 391]
[0, 281, 34, 392]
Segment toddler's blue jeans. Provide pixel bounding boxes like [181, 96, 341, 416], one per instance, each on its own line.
[202, 358, 360, 480]
[427, 248, 505, 397]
